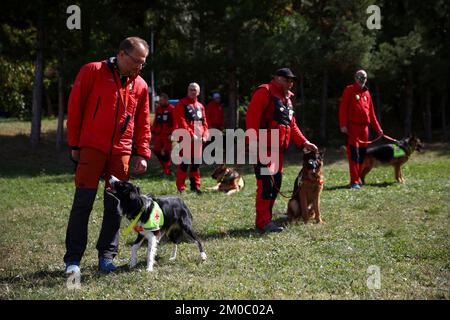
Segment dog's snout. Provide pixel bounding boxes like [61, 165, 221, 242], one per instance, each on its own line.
[109, 175, 120, 187]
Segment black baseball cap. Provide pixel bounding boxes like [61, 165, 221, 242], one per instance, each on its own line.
[275, 68, 297, 79]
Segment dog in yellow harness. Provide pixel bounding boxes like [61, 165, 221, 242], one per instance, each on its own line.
[108, 176, 207, 272]
[360, 135, 423, 184]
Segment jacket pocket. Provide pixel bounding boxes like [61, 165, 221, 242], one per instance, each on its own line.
[93, 96, 101, 120]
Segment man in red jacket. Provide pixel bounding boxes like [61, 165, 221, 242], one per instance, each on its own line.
[152, 93, 175, 177]
[64, 37, 151, 274]
[246, 68, 318, 233]
[205, 92, 224, 131]
[173, 82, 209, 193]
[339, 69, 383, 189]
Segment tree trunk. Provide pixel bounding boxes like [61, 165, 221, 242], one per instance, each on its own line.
[44, 86, 53, 117]
[299, 73, 306, 127]
[56, 61, 65, 152]
[320, 68, 328, 141]
[81, 0, 91, 52]
[404, 69, 414, 136]
[227, 38, 238, 129]
[31, 10, 44, 150]
[423, 89, 432, 142]
[374, 81, 382, 125]
[442, 89, 448, 141]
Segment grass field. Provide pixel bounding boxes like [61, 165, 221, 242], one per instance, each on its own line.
[0, 118, 449, 299]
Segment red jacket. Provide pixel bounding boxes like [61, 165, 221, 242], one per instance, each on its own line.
[67, 59, 151, 159]
[246, 79, 307, 150]
[152, 103, 175, 136]
[339, 83, 381, 133]
[173, 97, 209, 139]
[205, 100, 224, 130]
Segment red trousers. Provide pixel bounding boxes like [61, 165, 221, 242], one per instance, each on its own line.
[345, 123, 368, 185]
[75, 147, 130, 189]
[254, 151, 284, 229]
[153, 136, 172, 175]
[175, 143, 202, 192]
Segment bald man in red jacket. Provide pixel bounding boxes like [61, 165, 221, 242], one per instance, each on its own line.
[173, 82, 209, 193]
[339, 69, 383, 189]
[246, 68, 318, 233]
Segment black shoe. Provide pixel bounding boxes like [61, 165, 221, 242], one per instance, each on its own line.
[257, 222, 284, 233]
[191, 188, 202, 195]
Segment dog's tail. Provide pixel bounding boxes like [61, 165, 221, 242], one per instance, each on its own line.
[238, 177, 245, 190]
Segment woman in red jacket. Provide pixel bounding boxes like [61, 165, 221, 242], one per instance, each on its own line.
[339, 69, 383, 189]
[64, 37, 151, 274]
[152, 93, 175, 177]
[173, 83, 209, 193]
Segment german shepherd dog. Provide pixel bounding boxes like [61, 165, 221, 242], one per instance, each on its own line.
[207, 164, 245, 195]
[361, 135, 423, 184]
[287, 151, 325, 224]
[108, 176, 207, 272]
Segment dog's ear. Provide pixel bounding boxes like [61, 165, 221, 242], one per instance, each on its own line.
[319, 148, 326, 158]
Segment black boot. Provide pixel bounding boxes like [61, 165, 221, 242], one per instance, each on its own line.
[64, 188, 97, 264]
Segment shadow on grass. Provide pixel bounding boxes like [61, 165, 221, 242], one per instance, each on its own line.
[324, 182, 395, 191]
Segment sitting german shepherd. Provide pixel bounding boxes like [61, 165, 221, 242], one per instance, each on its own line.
[361, 135, 423, 184]
[287, 150, 325, 224]
[207, 164, 245, 195]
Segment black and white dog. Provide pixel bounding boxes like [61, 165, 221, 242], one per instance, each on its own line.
[108, 176, 207, 272]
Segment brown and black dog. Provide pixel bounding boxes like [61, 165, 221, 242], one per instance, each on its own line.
[287, 151, 325, 224]
[360, 135, 423, 184]
[207, 164, 245, 195]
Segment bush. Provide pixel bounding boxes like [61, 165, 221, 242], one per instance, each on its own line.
[0, 57, 34, 119]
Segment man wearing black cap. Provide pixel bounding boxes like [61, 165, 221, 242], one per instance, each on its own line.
[246, 68, 318, 233]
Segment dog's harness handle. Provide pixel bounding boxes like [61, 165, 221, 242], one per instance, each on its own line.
[122, 205, 146, 237]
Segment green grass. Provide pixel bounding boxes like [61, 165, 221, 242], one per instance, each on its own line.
[0, 118, 449, 299]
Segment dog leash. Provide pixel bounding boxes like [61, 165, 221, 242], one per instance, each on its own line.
[269, 175, 293, 199]
[357, 133, 398, 144]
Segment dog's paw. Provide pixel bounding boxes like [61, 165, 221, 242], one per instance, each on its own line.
[146, 267, 154, 272]
[200, 252, 207, 261]
[129, 260, 138, 269]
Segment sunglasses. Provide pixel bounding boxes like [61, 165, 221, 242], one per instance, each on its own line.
[355, 75, 367, 81]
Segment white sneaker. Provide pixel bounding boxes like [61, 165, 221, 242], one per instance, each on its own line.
[66, 264, 81, 274]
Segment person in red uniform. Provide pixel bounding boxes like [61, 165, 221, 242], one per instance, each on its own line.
[205, 92, 224, 131]
[339, 69, 383, 189]
[246, 68, 318, 233]
[152, 93, 175, 177]
[64, 37, 151, 274]
[173, 82, 209, 194]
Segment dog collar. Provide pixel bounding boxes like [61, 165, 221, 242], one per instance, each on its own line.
[122, 204, 146, 237]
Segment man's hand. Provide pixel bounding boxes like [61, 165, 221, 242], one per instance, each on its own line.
[340, 127, 348, 134]
[133, 156, 147, 175]
[377, 129, 384, 137]
[71, 150, 80, 162]
[304, 141, 318, 153]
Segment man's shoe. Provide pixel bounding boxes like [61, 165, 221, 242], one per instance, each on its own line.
[65, 262, 80, 274]
[191, 188, 202, 195]
[98, 258, 117, 273]
[258, 222, 284, 233]
[350, 183, 361, 189]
